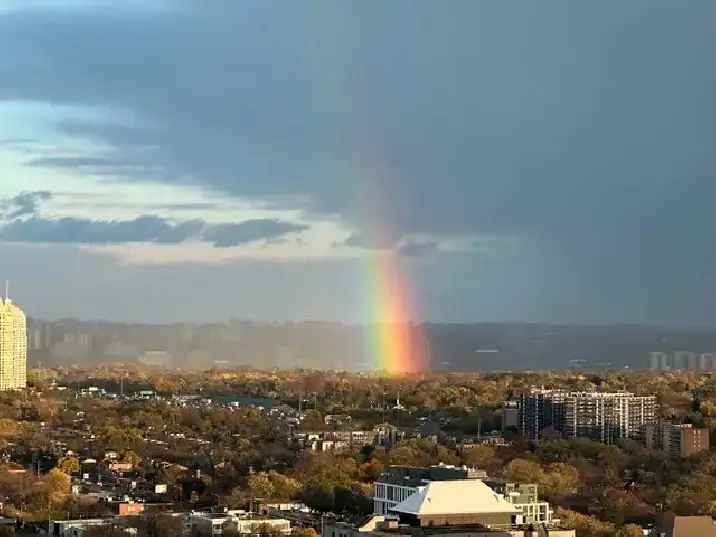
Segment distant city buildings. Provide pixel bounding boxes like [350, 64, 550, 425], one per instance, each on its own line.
[515, 388, 657, 444]
[649, 351, 716, 371]
[0, 295, 26, 390]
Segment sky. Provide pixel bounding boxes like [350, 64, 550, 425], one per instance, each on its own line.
[0, 1, 715, 324]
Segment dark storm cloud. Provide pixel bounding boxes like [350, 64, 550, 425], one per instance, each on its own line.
[1, 1, 716, 321]
[1, 191, 52, 219]
[0, 215, 307, 247]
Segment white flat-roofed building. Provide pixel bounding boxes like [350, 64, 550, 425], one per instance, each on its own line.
[373, 464, 487, 515]
[389, 480, 519, 528]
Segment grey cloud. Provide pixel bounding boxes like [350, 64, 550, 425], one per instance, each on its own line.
[343, 231, 401, 250]
[1, 191, 52, 219]
[201, 219, 308, 248]
[398, 241, 439, 258]
[0, 215, 307, 247]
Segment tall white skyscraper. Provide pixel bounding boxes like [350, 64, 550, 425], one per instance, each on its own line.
[0, 291, 27, 390]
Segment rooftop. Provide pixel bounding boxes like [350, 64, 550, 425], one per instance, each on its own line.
[390, 480, 519, 516]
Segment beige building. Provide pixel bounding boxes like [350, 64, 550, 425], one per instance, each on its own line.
[0, 297, 27, 390]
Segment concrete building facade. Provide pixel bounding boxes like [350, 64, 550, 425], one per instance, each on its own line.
[516, 389, 656, 444]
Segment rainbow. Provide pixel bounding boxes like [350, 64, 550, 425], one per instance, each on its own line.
[350, 159, 429, 374]
[363, 250, 428, 374]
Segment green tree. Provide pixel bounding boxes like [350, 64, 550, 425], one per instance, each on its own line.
[57, 455, 80, 475]
[616, 524, 644, 537]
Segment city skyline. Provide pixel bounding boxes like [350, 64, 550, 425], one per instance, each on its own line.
[2, 1, 716, 325]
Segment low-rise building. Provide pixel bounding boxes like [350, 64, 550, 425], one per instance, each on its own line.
[487, 482, 552, 525]
[373, 465, 488, 515]
[186, 512, 291, 537]
[324, 478, 572, 537]
[389, 480, 519, 528]
[50, 518, 135, 537]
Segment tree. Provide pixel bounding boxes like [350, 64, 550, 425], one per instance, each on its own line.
[301, 480, 335, 512]
[555, 507, 614, 537]
[247, 473, 276, 499]
[57, 455, 80, 475]
[121, 450, 142, 467]
[504, 458, 544, 484]
[147, 514, 184, 537]
[100, 425, 144, 452]
[616, 524, 644, 537]
[541, 462, 579, 496]
[463, 445, 496, 469]
[0, 418, 19, 437]
[47, 467, 71, 506]
[301, 410, 325, 431]
[267, 471, 300, 500]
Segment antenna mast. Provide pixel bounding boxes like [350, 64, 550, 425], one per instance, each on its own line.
[3, 280, 7, 302]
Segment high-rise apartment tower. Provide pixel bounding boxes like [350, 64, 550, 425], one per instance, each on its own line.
[0, 291, 27, 390]
[516, 388, 656, 444]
